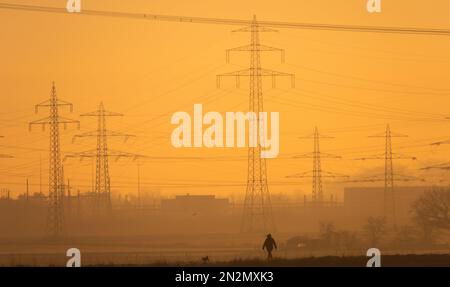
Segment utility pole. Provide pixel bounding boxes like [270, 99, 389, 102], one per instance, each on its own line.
[217, 16, 294, 233]
[287, 127, 346, 205]
[356, 124, 417, 229]
[29, 82, 79, 238]
[66, 102, 141, 214]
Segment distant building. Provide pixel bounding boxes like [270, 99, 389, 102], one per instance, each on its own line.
[161, 194, 229, 214]
[343, 186, 430, 227]
[17, 192, 47, 201]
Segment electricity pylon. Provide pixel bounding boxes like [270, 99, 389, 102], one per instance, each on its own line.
[287, 127, 346, 205]
[66, 102, 139, 213]
[29, 82, 80, 238]
[217, 16, 294, 233]
[356, 124, 417, 229]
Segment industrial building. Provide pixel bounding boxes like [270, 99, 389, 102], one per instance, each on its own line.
[161, 194, 230, 214]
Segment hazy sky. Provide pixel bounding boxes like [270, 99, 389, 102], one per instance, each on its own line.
[1, 0, 450, 201]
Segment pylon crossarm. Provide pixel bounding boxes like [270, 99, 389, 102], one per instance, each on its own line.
[226, 44, 285, 63]
[218, 68, 251, 77]
[299, 135, 334, 139]
[35, 99, 73, 112]
[369, 132, 408, 138]
[72, 131, 99, 142]
[431, 140, 450, 146]
[421, 163, 450, 170]
[321, 171, 349, 178]
[64, 149, 144, 159]
[391, 153, 417, 160]
[395, 174, 426, 182]
[292, 152, 340, 159]
[0, 154, 13, 159]
[339, 176, 384, 183]
[354, 154, 385, 160]
[57, 116, 80, 125]
[104, 131, 135, 140]
[81, 110, 124, 117]
[217, 68, 294, 88]
[286, 171, 314, 178]
[287, 171, 347, 179]
[29, 116, 51, 127]
[96, 149, 146, 161]
[63, 150, 97, 162]
[227, 44, 283, 52]
[320, 152, 342, 159]
[218, 68, 293, 77]
[30, 116, 79, 126]
[29, 117, 52, 131]
[292, 152, 315, 158]
[232, 26, 278, 33]
[73, 130, 135, 143]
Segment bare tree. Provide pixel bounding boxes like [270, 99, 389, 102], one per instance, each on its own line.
[413, 187, 450, 235]
[363, 216, 387, 247]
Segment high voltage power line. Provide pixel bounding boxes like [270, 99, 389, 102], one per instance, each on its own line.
[1, 2, 450, 35]
[1, 2, 450, 205]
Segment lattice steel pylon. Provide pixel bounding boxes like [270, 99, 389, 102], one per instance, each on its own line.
[384, 125, 395, 227]
[66, 102, 139, 213]
[30, 82, 79, 238]
[287, 127, 345, 205]
[217, 16, 294, 233]
[356, 124, 417, 229]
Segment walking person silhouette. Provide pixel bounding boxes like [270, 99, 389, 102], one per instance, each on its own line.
[262, 234, 277, 260]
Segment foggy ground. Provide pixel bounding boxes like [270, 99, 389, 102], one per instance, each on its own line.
[1, 234, 449, 267]
[112, 254, 450, 267]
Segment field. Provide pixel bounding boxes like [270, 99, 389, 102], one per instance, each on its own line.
[1, 235, 449, 267]
[104, 254, 450, 267]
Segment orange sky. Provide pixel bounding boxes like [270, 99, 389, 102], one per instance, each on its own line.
[1, 0, 450, 202]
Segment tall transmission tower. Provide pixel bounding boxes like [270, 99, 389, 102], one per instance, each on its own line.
[217, 16, 294, 233]
[356, 124, 417, 228]
[287, 127, 346, 205]
[66, 102, 139, 213]
[29, 82, 80, 238]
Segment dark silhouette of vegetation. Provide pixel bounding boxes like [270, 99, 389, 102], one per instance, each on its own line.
[363, 216, 387, 246]
[93, 254, 450, 267]
[413, 187, 450, 237]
